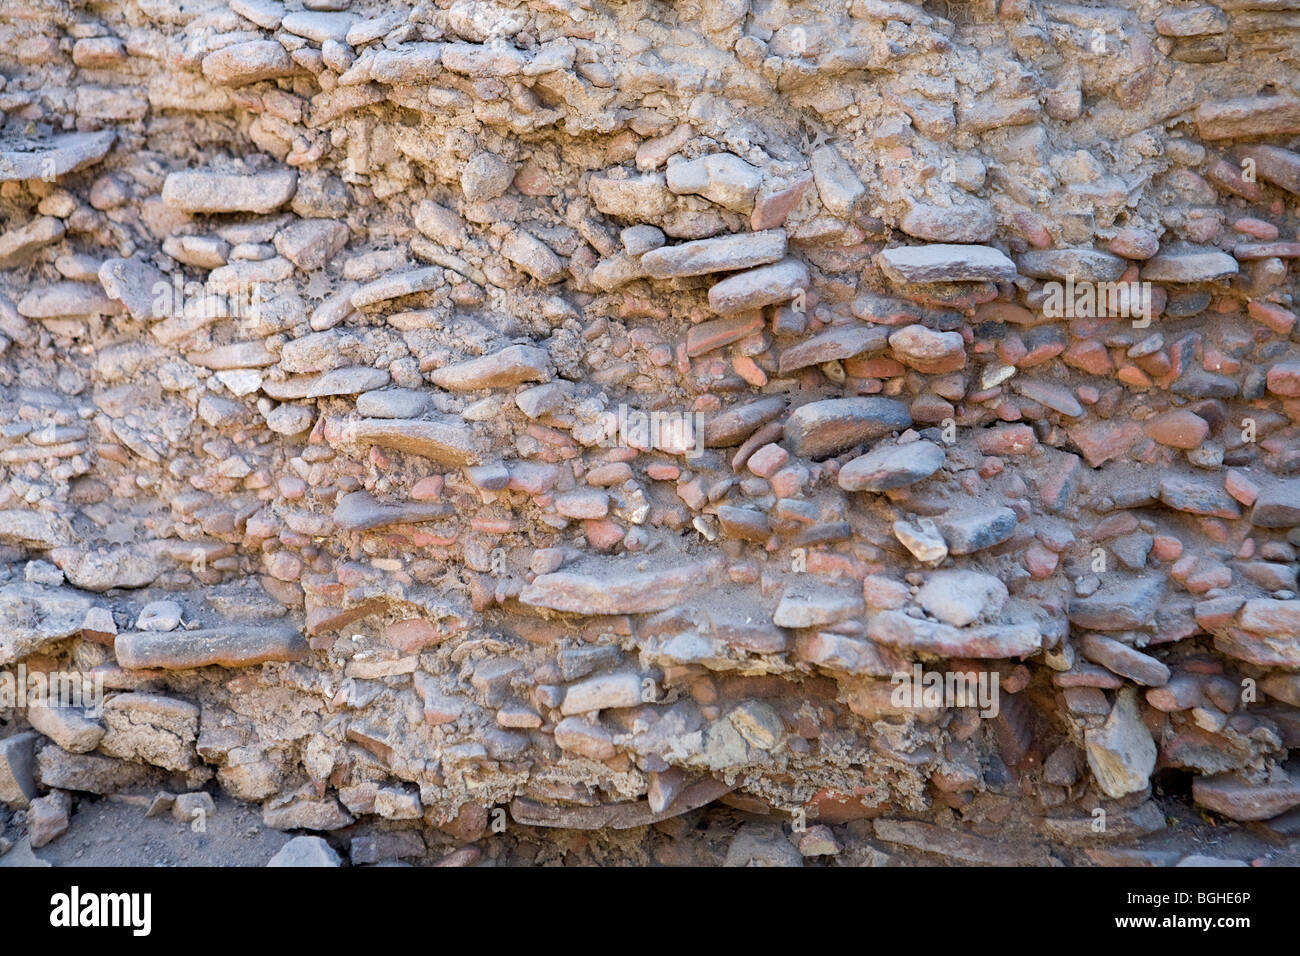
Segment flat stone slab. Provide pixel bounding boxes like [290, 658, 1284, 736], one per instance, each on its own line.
[162, 168, 298, 214]
[866, 610, 1041, 658]
[876, 244, 1017, 283]
[778, 324, 890, 374]
[519, 558, 721, 615]
[1079, 633, 1171, 686]
[115, 626, 308, 669]
[1140, 248, 1239, 282]
[1193, 772, 1300, 821]
[344, 418, 484, 466]
[429, 345, 551, 390]
[510, 777, 732, 829]
[874, 819, 1048, 864]
[707, 258, 808, 314]
[0, 131, 115, 183]
[333, 492, 453, 531]
[1230, 145, 1300, 196]
[783, 397, 912, 459]
[351, 268, 443, 307]
[641, 230, 786, 278]
[838, 440, 945, 492]
[1195, 94, 1300, 141]
[1017, 248, 1128, 282]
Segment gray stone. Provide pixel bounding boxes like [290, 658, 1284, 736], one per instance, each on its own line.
[1140, 247, 1238, 282]
[778, 324, 890, 374]
[136, 600, 182, 632]
[1068, 575, 1165, 630]
[1017, 248, 1128, 282]
[838, 440, 945, 492]
[773, 584, 864, 629]
[936, 506, 1017, 555]
[783, 397, 912, 459]
[0, 733, 40, 808]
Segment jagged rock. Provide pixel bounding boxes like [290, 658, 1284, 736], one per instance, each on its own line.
[890, 518, 946, 566]
[917, 570, 1007, 627]
[1068, 576, 1165, 630]
[723, 823, 803, 867]
[0, 732, 40, 808]
[1084, 688, 1158, 799]
[268, 836, 342, 867]
[937, 507, 1017, 555]
[810, 145, 865, 218]
[99, 693, 200, 772]
[27, 790, 71, 848]
[666, 153, 762, 212]
[1251, 480, 1300, 528]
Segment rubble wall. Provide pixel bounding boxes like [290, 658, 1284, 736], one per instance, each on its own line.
[2, 0, 1300, 863]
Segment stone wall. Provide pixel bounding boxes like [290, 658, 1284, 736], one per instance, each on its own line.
[1, 0, 1299, 865]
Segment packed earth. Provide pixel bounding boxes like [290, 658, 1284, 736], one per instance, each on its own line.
[1, 0, 1300, 867]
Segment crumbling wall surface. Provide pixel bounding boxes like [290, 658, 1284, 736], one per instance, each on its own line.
[1, 0, 1299, 866]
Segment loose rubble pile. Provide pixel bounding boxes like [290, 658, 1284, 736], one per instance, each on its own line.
[1, 0, 1300, 866]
